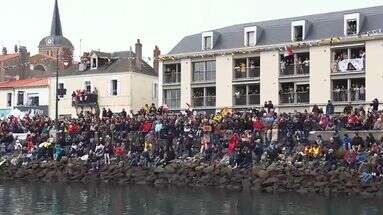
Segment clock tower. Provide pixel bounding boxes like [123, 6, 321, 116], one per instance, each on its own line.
[38, 0, 73, 67]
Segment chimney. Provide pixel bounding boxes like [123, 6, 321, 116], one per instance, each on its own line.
[153, 45, 161, 74]
[2, 47, 7, 55]
[135, 39, 142, 70]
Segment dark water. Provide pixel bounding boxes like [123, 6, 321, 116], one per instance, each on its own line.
[0, 183, 381, 215]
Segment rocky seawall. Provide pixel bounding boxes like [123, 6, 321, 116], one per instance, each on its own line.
[1, 158, 382, 198]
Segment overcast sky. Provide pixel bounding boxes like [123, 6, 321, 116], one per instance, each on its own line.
[0, 0, 382, 61]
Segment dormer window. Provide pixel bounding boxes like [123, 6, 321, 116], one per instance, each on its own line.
[202, 31, 219, 50]
[291, 20, 307, 42]
[344, 13, 364, 36]
[244, 26, 259, 47]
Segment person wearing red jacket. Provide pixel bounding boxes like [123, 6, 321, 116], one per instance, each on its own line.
[227, 133, 239, 155]
[252, 117, 265, 132]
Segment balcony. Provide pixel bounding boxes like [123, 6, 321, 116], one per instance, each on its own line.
[332, 89, 366, 103]
[233, 94, 260, 106]
[192, 96, 216, 108]
[280, 92, 309, 104]
[72, 92, 98, 107]
[280, 63, 310, 76]
[233, 66, 260, 80]
[331, 58, 365, 74]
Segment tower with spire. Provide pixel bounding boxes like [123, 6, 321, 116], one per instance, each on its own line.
[38, 0, 73, 66]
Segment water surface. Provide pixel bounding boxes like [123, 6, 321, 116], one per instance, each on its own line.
[0, 182, 381, 215]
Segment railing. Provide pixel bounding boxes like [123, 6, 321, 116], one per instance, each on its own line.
[163, 98, 181, 109]
[233, 66, 260, 80]
[280, 92, 309, 104]
[192, 96, 216, 107]
[332, 89, 366, 102]
[233, 94, 260, 106]
[72, 93, 98, 107]
[280, 63, 310, 76]
[192, 71, 216, 83]
[163, 73, 181, 84]
[331, 58, 365, 73]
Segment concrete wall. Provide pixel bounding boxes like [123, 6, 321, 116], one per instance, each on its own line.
[216, 55, 233, 109]
[180, 59, 191, 109]
[365, 39, 383, 102]
[260, 51, 279, 107]
[130, 73, 158, 111]
[309, 45, 331, 106]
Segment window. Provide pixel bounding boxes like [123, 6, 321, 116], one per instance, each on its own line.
[91, 58, 97, 69]
[110, 79, 118, 96]
[152, 83, 158, 99]
[246, 31, 255, 46]
[332, 78, 365, 102]
[192, 61, 216, 82]
[17, 91, 24, 106]
[163, 89, 180, 109]
[192, 87, 216, 107]
[84, 81, 92, 92]
[203, 36, 212, 50]
[280, 83, 309, 104]
[6, 93, 12, 107]
[331, 46, 365, 73]
[233, 84, 260, 106]
[293, 25, 303, 41]
[346, 20, 357, 35]
[27, 93, 39, 106]
[163, 64, 181, 84]
[233, 57, 260, 79]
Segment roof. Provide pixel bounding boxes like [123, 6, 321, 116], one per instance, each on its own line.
[168, 6, 383, 55]
[0, 78, 49, 89]
[57, 50, 157, 77]
[0, 54, 19, 62]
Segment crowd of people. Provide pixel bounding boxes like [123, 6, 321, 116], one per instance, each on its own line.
[71, 88, 98, 105]
[1, 100, 383, 183]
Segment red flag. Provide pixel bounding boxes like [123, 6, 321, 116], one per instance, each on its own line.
[284, 46, 293, 57]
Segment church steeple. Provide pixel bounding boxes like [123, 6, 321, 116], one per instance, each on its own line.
[50, 0, 63, 36]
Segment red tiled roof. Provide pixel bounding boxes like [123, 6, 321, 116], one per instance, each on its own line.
[0, 53, 19, 62]
[0, 78, 49, 89]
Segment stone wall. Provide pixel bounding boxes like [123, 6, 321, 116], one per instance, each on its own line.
[1, 159, 382, 198]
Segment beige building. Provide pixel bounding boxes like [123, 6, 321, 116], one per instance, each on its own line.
[159, 6, 383, 113]
[49, 41, 159, 118]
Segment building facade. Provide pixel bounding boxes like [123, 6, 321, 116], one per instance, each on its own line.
[48, 42, 159, 118]
[0, 79, 50, 118]
[159, 6, 383, 113]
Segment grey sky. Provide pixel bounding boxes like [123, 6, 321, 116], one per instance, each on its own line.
[0, 0, 382, 61]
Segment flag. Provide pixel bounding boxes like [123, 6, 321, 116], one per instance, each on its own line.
[284, 46, 293, 57]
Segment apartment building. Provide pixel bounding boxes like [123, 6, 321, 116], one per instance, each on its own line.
[159, 6, 383, 113]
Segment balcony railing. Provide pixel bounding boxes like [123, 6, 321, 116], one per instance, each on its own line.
[163, 73, 181, 84]
[332, 89, 366, 102]
[233, 66, 260, 80]
[72, 93, 98, 107]
[280, 92, 309, 104]
[233, 94, 260, 106]
[163, 98, 180, 109]
[331, 58, 365, 73]
[280, 63, 310, 76]
[192, 96, 216, 108]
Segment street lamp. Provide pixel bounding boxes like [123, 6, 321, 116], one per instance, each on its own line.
[55, 50, 59, 129]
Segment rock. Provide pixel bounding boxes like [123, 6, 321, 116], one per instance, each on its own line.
[313, 182, 327, 187]
[220, 166, 232, 176]
[154, 166, 165, 174]
[242, 179, 251, 191]
[164, 166, 176, 174]
[256, 170, 268, 179]
[203, 166, 215, 174]
[261, 177, 278, 187]
[195, 165, 205, 171]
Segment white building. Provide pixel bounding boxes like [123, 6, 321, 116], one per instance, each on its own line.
[0, 78, 50, 118]
[159, 6, 383, 113]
